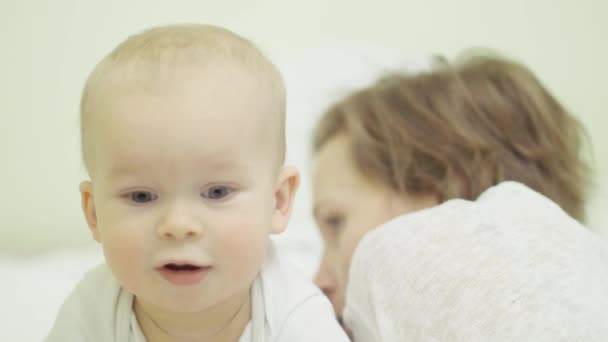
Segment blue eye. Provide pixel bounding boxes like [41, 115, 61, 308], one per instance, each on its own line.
[129, 191, 157, 203]
[203, 186, 232, 200]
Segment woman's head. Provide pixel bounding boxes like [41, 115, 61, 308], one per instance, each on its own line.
[311, 53, 591, 318]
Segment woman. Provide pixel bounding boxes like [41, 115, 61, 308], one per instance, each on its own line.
[311, 54, 608, 340]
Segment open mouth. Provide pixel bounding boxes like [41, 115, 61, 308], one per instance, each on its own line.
[164, 263, 202, 271]
[157, 263, 211, 286]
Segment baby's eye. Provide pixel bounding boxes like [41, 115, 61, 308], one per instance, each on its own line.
[129, 191, 158, 203]
[202, 186, 233, 200]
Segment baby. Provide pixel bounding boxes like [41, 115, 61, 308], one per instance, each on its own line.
[47, 24, 348, 342]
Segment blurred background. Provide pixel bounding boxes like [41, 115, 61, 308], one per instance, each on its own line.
[1, 0, 606, 256]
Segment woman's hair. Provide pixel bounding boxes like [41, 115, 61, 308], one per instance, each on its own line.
[313, 54, 591, 222]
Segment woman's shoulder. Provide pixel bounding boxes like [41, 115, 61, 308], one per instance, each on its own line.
[345, 181, 608, 341]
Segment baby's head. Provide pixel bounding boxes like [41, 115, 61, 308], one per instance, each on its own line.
[81, 24, 287, 172]
[312, 53, 591, 319]
[78, 24, 299, 314]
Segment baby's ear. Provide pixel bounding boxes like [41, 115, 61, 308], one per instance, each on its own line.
[271, 166, 300, 234]
[79, 181, 101, 242]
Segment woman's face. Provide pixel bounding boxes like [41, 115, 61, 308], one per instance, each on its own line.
[311, 134, 437, 322]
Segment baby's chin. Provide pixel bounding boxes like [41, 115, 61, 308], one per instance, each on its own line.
[133, 290, 216, 314]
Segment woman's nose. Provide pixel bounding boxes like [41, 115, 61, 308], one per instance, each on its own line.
[314, 259, 337, 297]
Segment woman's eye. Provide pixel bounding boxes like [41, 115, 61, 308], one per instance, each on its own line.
[324, 215, 344, 230]
[129, 191, 157, 203]
[203, 186, 232, 200]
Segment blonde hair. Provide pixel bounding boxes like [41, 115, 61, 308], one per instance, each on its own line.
[314, 54, 591, 222]
[80, 24, 285, 171]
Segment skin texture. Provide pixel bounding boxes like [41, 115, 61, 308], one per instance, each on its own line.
[79, 62, 299, 341]
[312, 134, 437, 324]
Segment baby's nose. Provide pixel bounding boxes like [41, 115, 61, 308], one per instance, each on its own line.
[158, 223, 202, 240]
[157, 205, 203, 240]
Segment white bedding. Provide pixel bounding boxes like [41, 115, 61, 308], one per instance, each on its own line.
[0, 246, 102, 340]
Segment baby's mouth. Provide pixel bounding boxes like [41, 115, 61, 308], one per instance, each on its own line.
[163, 263, 202, 271]
[157, 263, 211, 286]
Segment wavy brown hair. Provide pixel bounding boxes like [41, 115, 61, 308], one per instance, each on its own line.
[313, 54, 591, 222]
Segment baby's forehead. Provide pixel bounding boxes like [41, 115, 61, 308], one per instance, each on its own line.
[90, 69, 280, 153]
[100, 61, 274, 118]
[98, 57, 260, 96]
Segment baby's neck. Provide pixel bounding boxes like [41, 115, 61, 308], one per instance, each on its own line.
[134, 288, 251, 342]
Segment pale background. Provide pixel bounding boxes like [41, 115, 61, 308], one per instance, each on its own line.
[1, 0, 606, 258]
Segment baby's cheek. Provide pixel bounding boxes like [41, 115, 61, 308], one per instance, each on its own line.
[107, 234, 144, 262]
[216, 223, 269, 277]
[100, 224, 147, 284]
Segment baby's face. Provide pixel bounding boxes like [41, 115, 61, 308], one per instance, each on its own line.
[81, 63, 281, 313]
